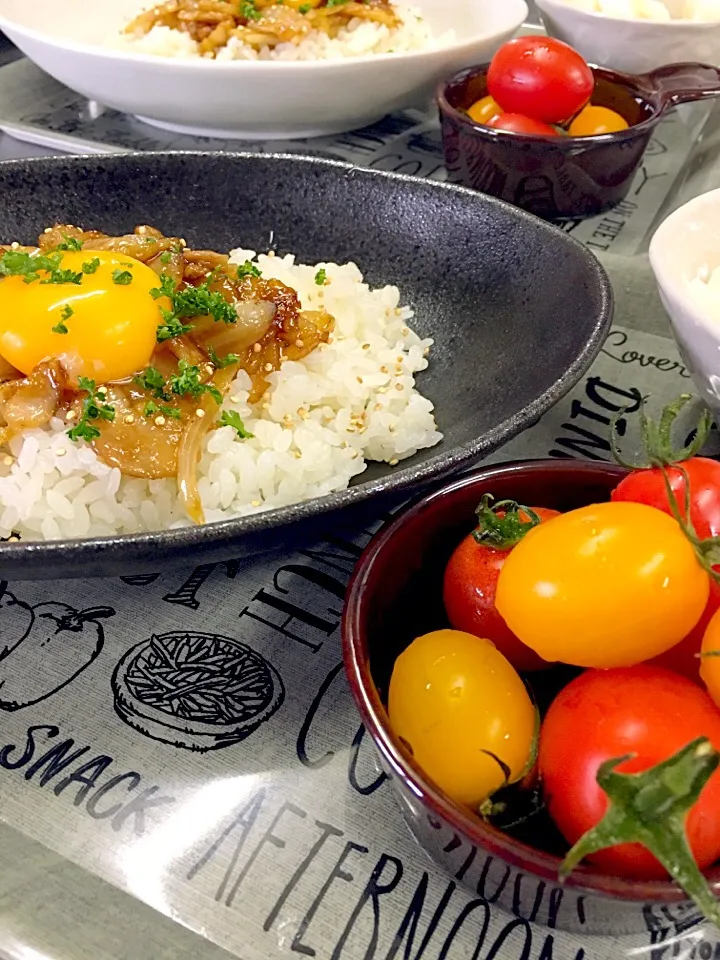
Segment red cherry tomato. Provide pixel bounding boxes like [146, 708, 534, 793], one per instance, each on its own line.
[487, 113, 560, 137]
[612, 457, 720, 540]
[648, 574, 720, 681]
[487, 36, 593, 126]
[443, 505, 559, 673]
[539, 665, 720, 880]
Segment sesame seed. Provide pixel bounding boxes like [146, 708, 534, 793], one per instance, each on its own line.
[262, 402, 270, 410]
[396, 356, 403, 364]
[204, 363, 214, 376]
[179, 238, 187, 247]
[55, 448, 66, 457]
[10, 241, 19, 249]
[268, 250, 275, 257]
[230, 395, 240, 403]
[65, 410, 77, 422]
[264, 363, 273, 372]
[7, 536, 18, 543]
[253, 343, 262, 354]
[389, 458, 399, 466]
[374, 403, 383, 411]
[251, 499, 261, 507]
[3, 456, 13, 466]
[283, 414, 293, 426]
[389, 424, 396, 433]
[401, 327, 409, 336]
[423, 347, 430, 357]
[155, 415, 166, 426]
[295, 339, 304, 348]
[357, 376, 363, 384]
[297, 407, 307, 419]
[377, 387, 387, 394]
[124, 414, 136, 425]
[195, 409, 205, 419]
[43, 227, 52, 234]
[362, 343, 370, 350]
[96, 386, 108, 396]
[395, 383, 404, 391]
[380, 366, 389, 374]
[341, 441, 348, 448]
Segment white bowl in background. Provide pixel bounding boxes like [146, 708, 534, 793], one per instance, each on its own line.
[0, 0, 527, 140]
[535, 0, 720, 74]
[649, 188, 720, 420]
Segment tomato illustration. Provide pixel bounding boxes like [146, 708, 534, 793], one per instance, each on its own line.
[0, 602, 114, 710]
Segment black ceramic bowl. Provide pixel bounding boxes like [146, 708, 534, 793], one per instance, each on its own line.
[438, 61, 720, 221]
[342, 459, 717, 936]
[0, 152, 612, 579]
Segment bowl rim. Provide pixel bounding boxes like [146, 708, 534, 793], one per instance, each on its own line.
[534, 0, 720, 29]
[0, 150, 613, 576]
[341, 458, 720, 903]
[649, 185, 720, 343]
[0, 0, 529, 70]
[436, 61, 664, 147]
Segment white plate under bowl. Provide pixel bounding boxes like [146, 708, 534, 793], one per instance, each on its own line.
[0, 0, 528, 139]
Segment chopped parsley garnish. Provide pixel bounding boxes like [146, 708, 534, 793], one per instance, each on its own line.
[156, 311, 193, 343]
[150, 273, 177, 300]
[40, 267, 83, 285]
[314, 267, 327, 285]
[82, 257, 100, 274]
[326, 0, 350, 6]
[236, 260, 261, 279]
[134, 365, 169, 400]
[208, 346, 240, 369]
[160, 251, 172, 264]
[57, 235, 83, 251]
[52, 304, 73, 335]
[152, 275, 238, 344]
[298, 4, 311, 13]
[112, 269, 133, 285]
[67, 377, 115, 442]
[0, 250, 63, 284]
[142, 237, 158, 245]
[143, 399, 181, 420]
[168, 360, 222, 405]
[219, 410, 254, 439]
[173, 282, 238, 324]
[239, 0, 261, 18]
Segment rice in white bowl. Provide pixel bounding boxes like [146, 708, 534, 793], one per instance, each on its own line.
[111, 3, 455, 61]
[0, 252, 442, 542]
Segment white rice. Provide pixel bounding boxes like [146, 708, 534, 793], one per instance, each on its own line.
[110, 3, 455, 61]
[0, 252, 442, 541]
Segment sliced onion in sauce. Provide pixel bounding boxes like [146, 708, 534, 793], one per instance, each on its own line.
[193, 300, 276, 356]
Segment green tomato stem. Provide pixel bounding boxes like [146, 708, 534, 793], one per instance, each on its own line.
[559, 738, 720, 928]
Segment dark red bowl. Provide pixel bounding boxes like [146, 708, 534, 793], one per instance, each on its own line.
[437, 61, 720, 221]
[342, 459, 718, 935]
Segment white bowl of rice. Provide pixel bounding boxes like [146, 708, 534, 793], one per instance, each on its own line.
[0, 0, 528, 139]
[535, 0, 720, 74]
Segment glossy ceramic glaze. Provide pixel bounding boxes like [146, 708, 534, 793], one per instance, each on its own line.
[438, 60, 720, 220]
[0, 0, 527, 139]
[650, 186, 720, 424]
[536, 0, 720, 76]
[0, 152, 613, 579]
[342, 460, 718, 935]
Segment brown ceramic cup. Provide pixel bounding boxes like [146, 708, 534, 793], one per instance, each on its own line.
[342, 459, 720, 936]
[437, 61, 720, 221]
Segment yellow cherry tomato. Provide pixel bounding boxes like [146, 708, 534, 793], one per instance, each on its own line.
[388, 629, 536, 808]
[568, 105, 629, 137]
[700, 606, 720, 707]
[466, 95, 502, 126]
[495, 502, 709, 669]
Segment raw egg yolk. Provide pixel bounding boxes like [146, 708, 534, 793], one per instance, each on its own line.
[0, 249, 169, 385]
